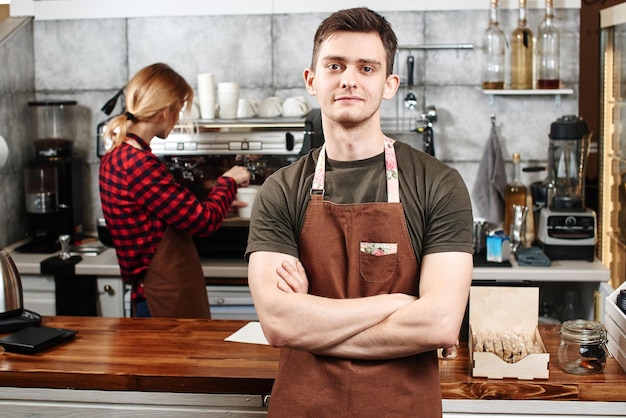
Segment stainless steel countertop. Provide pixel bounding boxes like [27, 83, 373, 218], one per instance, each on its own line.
[5, 240, 610, 282]
[5, 240, 248, 279]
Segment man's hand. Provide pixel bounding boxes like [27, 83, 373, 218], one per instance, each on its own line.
[276, 260, 309, 294]
[441, 342, 459, 359]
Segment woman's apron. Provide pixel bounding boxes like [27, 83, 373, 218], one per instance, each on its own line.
[142, 226, 211, 318]
[267, 138, 441, 417]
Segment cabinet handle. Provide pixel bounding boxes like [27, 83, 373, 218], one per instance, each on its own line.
[102, 284, 115, 296]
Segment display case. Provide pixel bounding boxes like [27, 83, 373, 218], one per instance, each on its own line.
[600, 3, 626, 290]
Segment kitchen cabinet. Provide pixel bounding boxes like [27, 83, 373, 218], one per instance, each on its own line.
[208, 285, 257, 320]
[600, 4, 626, 292]
[96, 277, 125, 317]
[21, 274, 125, 317]
[22, 274, 254, 319]
[20, 275, 54, 315]
[73, 246, 256, 319]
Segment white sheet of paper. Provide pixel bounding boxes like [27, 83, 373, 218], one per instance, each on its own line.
[224, 321, 269, 345]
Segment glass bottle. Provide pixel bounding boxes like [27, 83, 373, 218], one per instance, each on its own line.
[504, 153, 528, 236]
[511, 0, 534, 89]
[482, 0, 506, 90]
[537, 0, 560, 89]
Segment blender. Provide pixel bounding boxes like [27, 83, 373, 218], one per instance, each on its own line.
[536, 115, 596, 261]
[16, 101, 84, 253]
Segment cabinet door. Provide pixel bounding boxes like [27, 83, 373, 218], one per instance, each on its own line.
[97, 278, 125, 317]
[21, 275, 55, 315]
[600, 5, 626, 290]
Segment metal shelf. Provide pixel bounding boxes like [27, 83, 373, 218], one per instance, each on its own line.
[483, 88, 574, 106]
[399, 44, 474, 50]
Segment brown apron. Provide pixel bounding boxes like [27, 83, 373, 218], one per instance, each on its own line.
[268, 138, 441, 417]
[142, 226, 211, 318]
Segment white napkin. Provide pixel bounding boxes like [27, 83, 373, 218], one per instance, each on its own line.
[224, 321, 269, 345]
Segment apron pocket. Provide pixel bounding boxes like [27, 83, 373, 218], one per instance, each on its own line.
[359, 242, 398, 283]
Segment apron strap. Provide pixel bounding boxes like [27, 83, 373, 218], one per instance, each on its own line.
[312, 137, 399, 203]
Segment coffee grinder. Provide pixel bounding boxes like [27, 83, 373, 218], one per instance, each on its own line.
[536, 115, 596, 261]
[17, 101, 84, 253]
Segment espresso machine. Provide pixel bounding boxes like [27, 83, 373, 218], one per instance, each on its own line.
[17, 101, 84, 253]
[536, 115, 596, 261]
[129, 111, 320, 258]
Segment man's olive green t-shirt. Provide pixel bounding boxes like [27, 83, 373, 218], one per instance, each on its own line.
[245, 140, 473, 264]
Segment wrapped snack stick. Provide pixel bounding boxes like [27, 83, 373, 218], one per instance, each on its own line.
[501, 332, 513, 363]
[484, 330, 496, 353]
[473, 331, 484, 352]
[523, 332, 541, 354]
[517, 332, 528, 358]
[493, 332, 504, 360]
[511, 332, 526, 362]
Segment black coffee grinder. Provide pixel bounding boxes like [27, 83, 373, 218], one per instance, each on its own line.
[17, 101, 84, 253]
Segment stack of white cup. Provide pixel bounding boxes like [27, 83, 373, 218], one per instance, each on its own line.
[197, 73, 216, 120]
[217, 82, 240, 120]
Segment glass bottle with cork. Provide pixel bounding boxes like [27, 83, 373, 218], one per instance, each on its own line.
[511, 0, 534, 89]
[537, 0, 560, 89]
[504, 153, 528, 236]
[482, 0, 506, 90]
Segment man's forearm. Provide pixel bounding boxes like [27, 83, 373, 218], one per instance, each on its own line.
[311, 295, 464, 360]
[263, 291, 414, 352]
[308, 303, 430, 359]
[249, 252, 415, 350]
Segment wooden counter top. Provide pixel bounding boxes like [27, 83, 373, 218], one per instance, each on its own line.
[440, 323, 626, 402]
[0, 318, 625, 402]
[0, 317, 278, 395]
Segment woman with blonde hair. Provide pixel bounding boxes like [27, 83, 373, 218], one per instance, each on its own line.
[99, 63, 250, 318]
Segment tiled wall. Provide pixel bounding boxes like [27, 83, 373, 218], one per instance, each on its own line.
[0, 7, 580, 246]
[0, 18, 34, 248]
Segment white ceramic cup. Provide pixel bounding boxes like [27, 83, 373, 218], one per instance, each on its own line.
[217, 82, 240, 119]
[197, 73, 216, 119]
[237, 98, 258, 118]
[236, 186, 259, 219]
[282, 96, 312, 117]
[258, 96, 283, 118]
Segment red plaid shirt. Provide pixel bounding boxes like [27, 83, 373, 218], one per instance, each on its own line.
[99, 134, 237, 293]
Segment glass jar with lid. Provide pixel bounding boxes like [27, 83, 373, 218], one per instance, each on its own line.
[558, 319, 610, 375]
